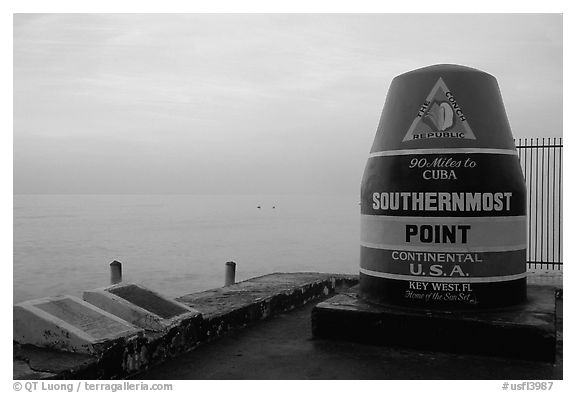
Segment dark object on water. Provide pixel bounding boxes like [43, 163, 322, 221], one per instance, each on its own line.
[257, 206, 261, 209]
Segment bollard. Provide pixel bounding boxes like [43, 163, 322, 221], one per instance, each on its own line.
[110, 260, 122, 285]
[224, 261, 236, 286]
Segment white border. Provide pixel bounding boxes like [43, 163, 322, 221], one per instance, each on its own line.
[360, 241, 527, 253]
[359, 268, 528, 283]
[369, 148, 518, 158]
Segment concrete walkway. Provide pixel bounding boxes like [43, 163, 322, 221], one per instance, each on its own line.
[137, 287, 562, 380]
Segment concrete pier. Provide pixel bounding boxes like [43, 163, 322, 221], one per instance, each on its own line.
[140, 292, 562, 380]
[13, 271, 561, 380]
[14, 273, 356, 379]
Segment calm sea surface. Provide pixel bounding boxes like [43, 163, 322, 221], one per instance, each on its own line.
[13, 194, 359, 303]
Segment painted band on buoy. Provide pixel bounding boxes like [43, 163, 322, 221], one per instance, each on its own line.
[359, 64, 526, 309]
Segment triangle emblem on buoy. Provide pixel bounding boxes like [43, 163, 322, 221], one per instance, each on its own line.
[402, 77, 476, 142]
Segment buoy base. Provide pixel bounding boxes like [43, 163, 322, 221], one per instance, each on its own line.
[312, 284, 556, 362]
[359, 273, 527, 310]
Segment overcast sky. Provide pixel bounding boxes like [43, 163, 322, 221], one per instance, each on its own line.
[13, 14, 562, 195]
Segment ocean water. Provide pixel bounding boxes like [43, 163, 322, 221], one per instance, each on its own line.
[13, 194, 360, 303]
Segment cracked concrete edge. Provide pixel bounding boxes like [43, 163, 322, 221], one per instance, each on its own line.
[14, 359, 57, 380]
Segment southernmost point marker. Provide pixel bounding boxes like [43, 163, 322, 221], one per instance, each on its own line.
[359, 64, 526, 309]
[312, 65, 557, 362]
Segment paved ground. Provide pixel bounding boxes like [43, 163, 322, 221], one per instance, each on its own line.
[527, 268, 563, 288]
[137, 289, 562, 380]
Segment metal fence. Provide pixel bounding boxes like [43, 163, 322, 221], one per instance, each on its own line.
[515, 137, 563, 270]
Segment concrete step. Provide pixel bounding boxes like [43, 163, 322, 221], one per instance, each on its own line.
[13, 295, 143, 355]
[83, 283, 201, 332]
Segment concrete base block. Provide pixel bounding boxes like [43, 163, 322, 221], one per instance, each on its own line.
[312, 285, 557, 362]
[83, 283, 201, 332]
[14, 296, 143, 354]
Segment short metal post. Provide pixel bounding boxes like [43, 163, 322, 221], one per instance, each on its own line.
[110, 260, 122, 285]
[225, 261, 236, 286]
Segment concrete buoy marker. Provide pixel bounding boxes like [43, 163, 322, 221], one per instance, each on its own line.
[359, 64, 527, 309]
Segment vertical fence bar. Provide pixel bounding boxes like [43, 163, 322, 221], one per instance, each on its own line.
[523, 138, 528, 264]
[523, 138, 528, 182]
[528, 138, 533, 265]
[546, 138, 550, 269]
[558, 137, 562, 267]
[534, 138, 539, 261]
[552, 137, 556, 266]
[540, 138, 545, 268]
